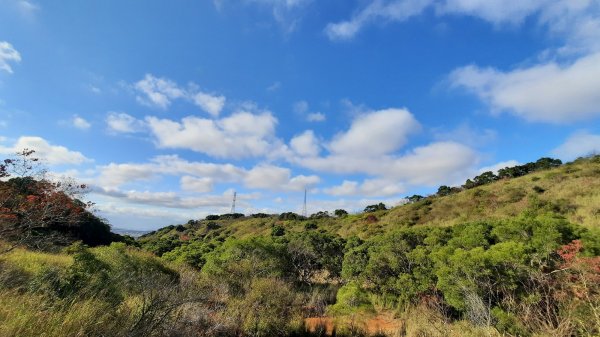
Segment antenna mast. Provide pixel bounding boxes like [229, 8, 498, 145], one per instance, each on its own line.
[231, 191, 237, 214]
[302, 188, 307, 217]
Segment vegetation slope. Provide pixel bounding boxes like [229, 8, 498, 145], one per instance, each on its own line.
[1, 151, 600, 337]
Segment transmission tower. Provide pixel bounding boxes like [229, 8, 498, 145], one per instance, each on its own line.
[230, 191, 237, 214]
[302, 188, 307, 217]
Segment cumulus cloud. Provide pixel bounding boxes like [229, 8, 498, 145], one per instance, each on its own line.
[324, 178, 405, 197]
[383, 141, 478, 185]
[0, 136, 90, 165]
[94, 187, 256, 210]
[0, 41, 21, 74]
[180, 176, 214, 193]
[325, 0, 600, 44]
[106, 112, 145, 133]
[553, 131, 600, 160]
[290, 130, 320, 157]
[292, 100, 326, 122]
[191, 92, 226, 117]
[134, 74, 185, 109]
[133, 74, 226, 116]
[428, 0, 600, 124]
[295, 141, 477, 186]
[146, 110, 279, 158]
[244, 164, 319, 191]
[329, 108, 420, 156]
[286, 107, 477, 188]
[72, 115, 91, 130]
[97, 155, 246, 188]
[450, 52, 600, 123]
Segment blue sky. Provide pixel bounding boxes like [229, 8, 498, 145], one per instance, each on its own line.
[1, 0, 600, 230]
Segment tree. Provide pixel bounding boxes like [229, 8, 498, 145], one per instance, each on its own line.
[286, 231, 345, 283]
[278, 212, 300, 220]
[437, 185, 460, 196]
[0, 149, 108, 251]
[309, 211, 330, 219]
[534, 157, 562, 170]
[463, 171, 497, 189]
[407, 194, 424, 203]
[334, 209, 348, 217]
[363, 203, 387, 213]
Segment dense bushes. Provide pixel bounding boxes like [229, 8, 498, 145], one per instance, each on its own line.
[341, 213, 600, 335]
[143, 206, 600, 335]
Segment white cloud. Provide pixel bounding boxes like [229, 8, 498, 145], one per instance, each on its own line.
[97, 155, 246, 188]
[329, 108, 420, 156]
[325, 0, 432, 40]
[97, 162, 157, 188]
[383, 141, 478, 186]
[94, 187, 256, 210]
[290, 130, 320, 157]
[553, 131, 600, 160]
[293, 101, 326, 122]
[0, 41, 21, 74]
[106, 112, 145, 133]
[307, 112, 326, 122]
[478, 160, 520, 174]
[324, 178, 405, 197]
[293, 100, 309, 114]
[146, 111, 279, 158]
[286, 107, 477, 187]
[192, 92, 226, 116]
[433, 123, 497, 146]
[72, 115, 91, 130]
[325, 0, 600, 51]
[437, 0, 549, 25]
[180, 176, 214, 193]
[297, 141, 477, 186]
[134, 74, 185, 109]
[0, 136, 90, 165]
[132, 74, 228, 116]
[244, 164, 319, 191]
[450, 52, 600, 123]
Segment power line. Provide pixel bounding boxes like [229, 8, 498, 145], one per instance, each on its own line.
[230, 191, 236, 214]
[302, 188, 307, 218]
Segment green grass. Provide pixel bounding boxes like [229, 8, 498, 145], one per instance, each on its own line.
[0, 248, 73, 274]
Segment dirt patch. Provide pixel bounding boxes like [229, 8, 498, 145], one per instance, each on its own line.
[365, 312, 404, 335]
[305, 313, 404, 336]
[305, 317, 335, 336]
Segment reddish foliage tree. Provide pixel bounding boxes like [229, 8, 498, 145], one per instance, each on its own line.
[0, 149, 106, 251]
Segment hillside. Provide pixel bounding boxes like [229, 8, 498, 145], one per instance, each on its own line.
[2, 154, 600, 337]
[139, 155, 600, 246]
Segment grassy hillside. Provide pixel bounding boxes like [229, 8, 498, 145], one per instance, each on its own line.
[2, 154, 600, 337]
[140, 155, 600, 246]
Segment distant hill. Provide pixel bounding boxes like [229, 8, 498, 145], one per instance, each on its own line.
[112, 228, 151, 238]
